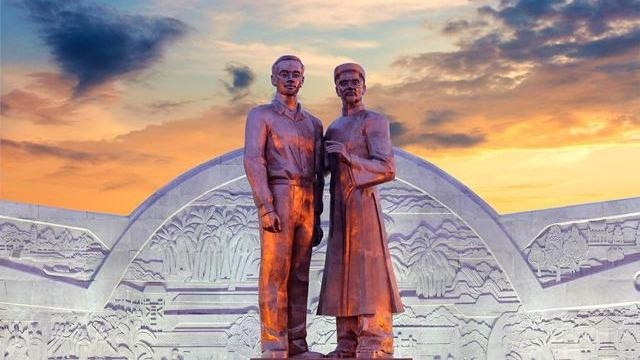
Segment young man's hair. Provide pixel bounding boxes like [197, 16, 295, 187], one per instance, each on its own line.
[272, 55, 304, 74]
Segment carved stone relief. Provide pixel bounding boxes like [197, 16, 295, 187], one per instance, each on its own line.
[388, 218, 517, 305]
[123, 179, 260, 291]
[96, 176, 519, 358]
[0, 150, 637, 359]
[0, 217, 108, 282]
[490, 304, 640, 359]
[0, 321, 44, 360]
[524, 215, 640, 286]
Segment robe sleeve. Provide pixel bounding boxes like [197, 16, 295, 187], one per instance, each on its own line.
[243, 108, 275, 217]
[348, 113, 395, 188]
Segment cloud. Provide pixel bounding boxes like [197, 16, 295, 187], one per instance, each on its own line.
[398, 0, 640, 84]
[441, 19, 489, 35]
[222, 63, 255, 100]
[372, 0, 640, 152]
[1, 138, 169, 164]
[424, 109, 458, 125]
[101, 179, 138, 192]
[383, 110, 485, 148]
[0, 71, 133, 141]
[332, 40, 380, 49]
[239, 0, 469, 29]
[147, 99, 200, 114]
[389, 120, 408, 139]
[390, 126, 487, 148]
[419, 132, 486, 148]
[1, 100, 252, 213]
[22, 0, 188, 94]
[2, 139, 110, 162]
[1, 89, 70, 125]
[480, 0, 640, 63]
[0, 72, 78, 125]
[208, 40, 354, 78]
[482, 0, 640, 35]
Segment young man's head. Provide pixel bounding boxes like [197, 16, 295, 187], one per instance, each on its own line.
[271, 55, 305, 96]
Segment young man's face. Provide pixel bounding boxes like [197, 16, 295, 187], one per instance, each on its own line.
[271, 59, 304, 96]
[336, 70, 366, 105]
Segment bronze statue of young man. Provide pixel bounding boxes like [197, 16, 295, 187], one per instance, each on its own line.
[244, 55, 324, 358]
[318, 63, 404, 358]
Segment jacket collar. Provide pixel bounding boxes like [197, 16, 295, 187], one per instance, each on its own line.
[271, 97, 306, 121]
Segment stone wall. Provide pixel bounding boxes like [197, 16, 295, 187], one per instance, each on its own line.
[1, 149, 638, 359]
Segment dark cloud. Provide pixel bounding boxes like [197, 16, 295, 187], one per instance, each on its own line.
[389, 121, 408, 138]
[424, 109, 458, 125]
[1, 139, 171, 164]
[419, 132, 486, 148]
[569, 29, 640, 59]
[486, 0, 640, 62]
[1, 139, 109, 162]
[441, 19, 488, 35]
[595, 61, 640, 74]
[22, 0, 188, 95]
[483, 0, 640, 35]
[479, 0, 563, 29]
[442, 19, 472, 34]
[386, 119, 486, 148]
[396, 0, 640, 86]
[222, 63, 255, 100]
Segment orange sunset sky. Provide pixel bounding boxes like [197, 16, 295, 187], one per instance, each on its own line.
[1, 0, 639, 215]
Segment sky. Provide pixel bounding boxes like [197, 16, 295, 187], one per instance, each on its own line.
[1, 0, 639, 215]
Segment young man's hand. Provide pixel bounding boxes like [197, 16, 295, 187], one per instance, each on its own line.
[262, 211, 282, 233]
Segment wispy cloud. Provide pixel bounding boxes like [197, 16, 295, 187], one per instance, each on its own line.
[146, 99, 201, 114]
[1, 72, 133, 142]
[2, 139, 109, 162]
[21, 0, 188, 94]
[1, 138, 170, 164]
[424, 109, 458, 126]
[441, 19, 488, 35]
[242, 0, 469, 29]
[1, 100, 251, 213]
[418, 131, 486, 148]
[332, 40, 380, 49]
[1, 89, 71, 125]
[208, 40, 355, 79]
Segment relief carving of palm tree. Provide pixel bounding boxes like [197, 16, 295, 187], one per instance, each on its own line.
[191, 206, 259, 288]
[406, 234, 458, 298]
[150, 215, 199, 279]
[192, 206, 217, 282]
[112, 314, 155, 360]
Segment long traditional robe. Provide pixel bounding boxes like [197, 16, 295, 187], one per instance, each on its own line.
[317, 109, 404, 316]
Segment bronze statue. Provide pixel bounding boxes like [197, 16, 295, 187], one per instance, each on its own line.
[244, 55, 324, 359]
[318, 63, 404, 358]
